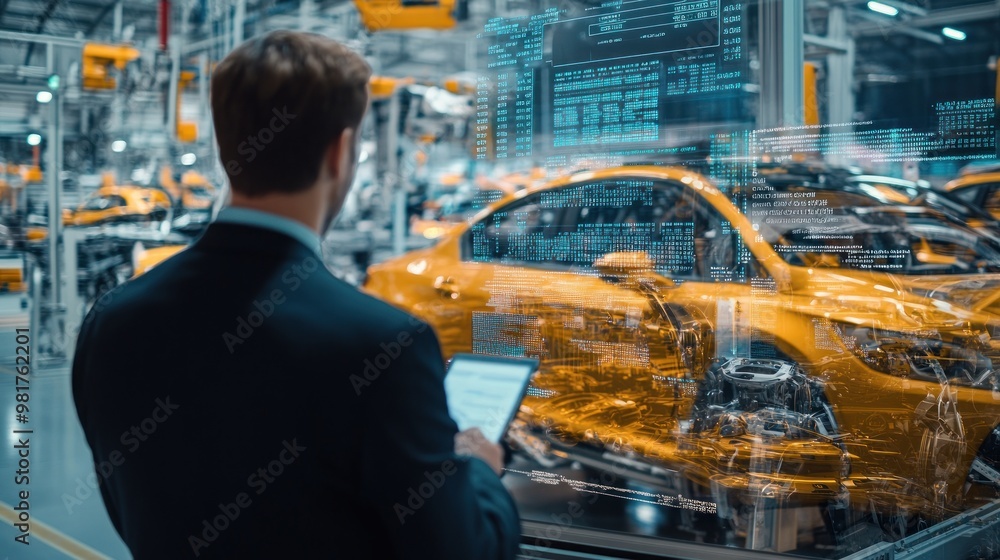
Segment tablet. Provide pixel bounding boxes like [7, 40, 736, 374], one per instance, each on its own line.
[444, 353, 540, 443]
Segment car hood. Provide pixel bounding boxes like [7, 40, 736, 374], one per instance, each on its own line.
[780, 267, 1000, 328]
[897, 275, 1000, 317]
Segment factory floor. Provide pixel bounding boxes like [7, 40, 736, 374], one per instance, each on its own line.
[0, 294, 130, 559]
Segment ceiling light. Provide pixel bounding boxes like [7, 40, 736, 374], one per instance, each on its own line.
[36, 91, 52, 103]
[26, 134, 41, 146]
[111, 140, 127, 153]
[180, 153, 197, 165]
[867, 1, 899, 16]
[942, 27, 966, 41]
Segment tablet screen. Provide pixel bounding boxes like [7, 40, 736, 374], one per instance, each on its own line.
[444, 354, 539, 443]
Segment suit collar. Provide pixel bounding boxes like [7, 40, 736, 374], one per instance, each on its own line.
[192, 222, 321, 258]
[214, 207, 322, 257]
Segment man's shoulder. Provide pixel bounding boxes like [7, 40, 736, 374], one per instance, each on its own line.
[310, 276, 432, 339]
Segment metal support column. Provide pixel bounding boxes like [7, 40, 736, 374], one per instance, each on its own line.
[113, 0, 123, 41]
[233, 0, 245, 46]
[386, 91, 406, 255]
[826, 6, 856, 126]
[63, 228, 84, 350]
[758, 0, 805, 129]
[300, 0, 314, 31]
[45, 85, 65, 358]
[167, 35, 180, 139]
[198, 53, 209, 142]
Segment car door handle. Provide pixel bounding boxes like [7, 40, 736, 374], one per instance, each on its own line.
[434, 276, 460, 299]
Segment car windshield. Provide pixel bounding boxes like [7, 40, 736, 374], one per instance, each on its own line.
[844, 176, 995, 222]
[754, 188, 1000, 274]
[81, 195, 124, 210]
[439, 188, 505, 218]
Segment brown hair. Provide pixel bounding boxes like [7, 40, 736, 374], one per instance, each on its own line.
[211, 31, 371, 196]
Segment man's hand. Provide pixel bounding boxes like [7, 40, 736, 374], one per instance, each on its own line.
[455, 428, 505, 476]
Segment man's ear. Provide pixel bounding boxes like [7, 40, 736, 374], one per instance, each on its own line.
[324, 128, 356, 180]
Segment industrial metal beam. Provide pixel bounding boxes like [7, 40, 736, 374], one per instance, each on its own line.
[0, 122, 33, 135]
[853, 9, 944, 44]
[851, 1, 1000, 37]
[0, 29, 85, 48]
[179, 34, 224, 55]
[23, 0, 63, 66]
[0, 66, 49, 80]
[804, 33, 850, 54]
[83, 0, 118, 36]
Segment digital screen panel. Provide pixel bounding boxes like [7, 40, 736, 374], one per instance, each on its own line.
[475, 0, 749, 160]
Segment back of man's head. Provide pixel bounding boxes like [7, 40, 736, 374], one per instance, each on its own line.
[211, 31, 371, 197]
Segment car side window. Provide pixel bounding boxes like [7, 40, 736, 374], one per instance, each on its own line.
[464, 192, 558, 265]
[950, 186, 980, 205]
[463, 178, 742, 280]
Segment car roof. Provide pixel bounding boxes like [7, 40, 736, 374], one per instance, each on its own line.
[945, 172, 1000, 192]
[512, 165, 719, 199]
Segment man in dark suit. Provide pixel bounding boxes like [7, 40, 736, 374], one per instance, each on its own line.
[72, 30, 520, 559]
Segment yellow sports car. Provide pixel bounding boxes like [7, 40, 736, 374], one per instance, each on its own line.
[944, 171, 1000, 221]
[63, 185, 171, 226]
[364, 166, 1000, 527]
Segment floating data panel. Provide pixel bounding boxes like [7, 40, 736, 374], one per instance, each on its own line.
[476, 0, 750, 160]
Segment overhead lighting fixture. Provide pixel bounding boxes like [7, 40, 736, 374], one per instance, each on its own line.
[35, 91, 52, 103]
[867, 1, 899, 16]
[180, 153, 197, 166]
[942, 27, 966, 41]
[26, 134, 41, 146]
[111, 140, 127, 152]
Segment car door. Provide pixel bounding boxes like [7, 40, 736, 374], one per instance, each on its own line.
[635, 179, 759, 368]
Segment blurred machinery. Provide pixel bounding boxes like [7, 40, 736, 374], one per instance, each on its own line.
[81, 43, 140, 90]
[353, 0, 464, 31]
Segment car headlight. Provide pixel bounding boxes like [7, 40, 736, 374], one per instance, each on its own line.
[829, 321, 994, 387]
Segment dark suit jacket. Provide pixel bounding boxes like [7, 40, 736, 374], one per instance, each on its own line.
[72, 222, 521, 559]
